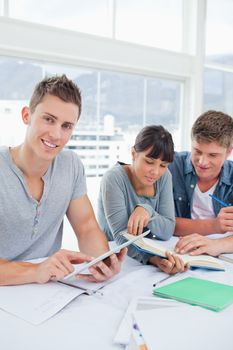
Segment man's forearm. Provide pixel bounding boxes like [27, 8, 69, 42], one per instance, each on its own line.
[174, 217, 219, 236]
[0, 259, 37, 286]
[77, 222, 109, 257]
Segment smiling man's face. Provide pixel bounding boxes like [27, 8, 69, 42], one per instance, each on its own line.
[191, 139, 232, 183]
[22, 94, 79, 162]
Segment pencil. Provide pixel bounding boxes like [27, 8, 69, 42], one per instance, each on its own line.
[209, 194, 228, 207]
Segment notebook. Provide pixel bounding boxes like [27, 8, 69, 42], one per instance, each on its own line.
[153, 276, 233, 311]
[123, 233, 224, 271]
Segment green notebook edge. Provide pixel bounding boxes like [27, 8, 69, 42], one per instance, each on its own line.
[153, 276, 233, 312]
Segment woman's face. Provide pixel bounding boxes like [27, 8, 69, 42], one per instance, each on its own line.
[132, 148, 169, 187]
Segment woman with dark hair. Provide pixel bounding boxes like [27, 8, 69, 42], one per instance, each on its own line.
[98, 125, 188, 274]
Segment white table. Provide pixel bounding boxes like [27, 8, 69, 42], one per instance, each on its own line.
[1, 256, 233, 350]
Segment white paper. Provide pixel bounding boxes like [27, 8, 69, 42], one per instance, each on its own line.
[0, 281, 84, 325]
[0, 254, 145, 326]
[219, 253, 233, 264]
[134, 303, 233, 350]
[114, 296, 179, 345]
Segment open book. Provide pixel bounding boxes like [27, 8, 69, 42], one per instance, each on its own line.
[219, 253, 233, 264]
[123, 233, 224, 271]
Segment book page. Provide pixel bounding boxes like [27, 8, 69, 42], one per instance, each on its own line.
[124, 234, 223, 270]
[219, 253, 233, 264]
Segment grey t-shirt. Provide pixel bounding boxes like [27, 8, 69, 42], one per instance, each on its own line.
[0, 146, 87, 261]
[97, 162, 175, 264]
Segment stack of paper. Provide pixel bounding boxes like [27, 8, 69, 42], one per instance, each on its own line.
[114, 297, 180, 346]
[133, 303, 233, 350]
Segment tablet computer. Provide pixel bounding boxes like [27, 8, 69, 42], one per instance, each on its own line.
[63, 229, 150, 279]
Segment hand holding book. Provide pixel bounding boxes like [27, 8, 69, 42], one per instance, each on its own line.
[123, 233, 224, 271]
[149, 252, 189, 274]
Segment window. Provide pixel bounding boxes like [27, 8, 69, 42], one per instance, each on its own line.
[146, 78, 182, 150]
[0, 56, 183, 168]
[8, 0, 113, 37]
[204, 0, 233, 116]
[115, 0, 183, 51]
[7, 0, 187, 53]
[205, 0, 233, 64]
[204, 69, 233, 114]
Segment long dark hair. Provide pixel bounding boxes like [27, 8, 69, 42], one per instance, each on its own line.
[134, 125, 174, 162]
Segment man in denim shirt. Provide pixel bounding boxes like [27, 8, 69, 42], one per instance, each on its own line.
[169, 110, 233, 257]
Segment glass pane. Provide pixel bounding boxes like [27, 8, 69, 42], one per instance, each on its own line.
[204, 68, 233, 115]
[115, 0, 183, 51]
[0, 57, 98, 146]
[99, 71, 144, 167]
[0, 57, 43, 146]
[0, 0, 4, 15]
[206, 0, 233, 65]
[146, 78, 182, 151]
[9, 0, 112, 37]
[0, 56, 183, 209]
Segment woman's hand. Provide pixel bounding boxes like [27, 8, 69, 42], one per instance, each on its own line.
[149, 252, 189, 274]
[127, 206, 150, 235]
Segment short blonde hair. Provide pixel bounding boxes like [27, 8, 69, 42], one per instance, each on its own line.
[191, 110, 233, 148]
[29, 74, 82, 118]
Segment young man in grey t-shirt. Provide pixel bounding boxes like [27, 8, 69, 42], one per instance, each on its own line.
[0, 75, 126, 286]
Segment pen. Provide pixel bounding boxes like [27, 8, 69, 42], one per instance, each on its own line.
[209, 194, 228, 207]
[153, 274, 173, 287]
[132, 323, 148, 350]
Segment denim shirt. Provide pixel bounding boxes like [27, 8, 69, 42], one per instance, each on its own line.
[169, 152, 233, 218]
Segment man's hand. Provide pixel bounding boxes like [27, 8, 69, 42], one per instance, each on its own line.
[215, 206, 233, 233]
[127, 207, 150, 235]
[35, 249, 93, 283]
[77, 247, 127, 283]
[175, 234, 222, 256]
[149, 252, 189, 274]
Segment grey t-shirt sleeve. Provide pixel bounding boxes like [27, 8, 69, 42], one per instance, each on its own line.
[140, 170, 176, 240]
[70, 152, 87, 200]
[100, 170, 129, 237]
[99, 169, 152, 264]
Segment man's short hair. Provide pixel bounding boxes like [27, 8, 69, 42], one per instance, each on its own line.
[191, 110, 233, 148]
[29, 74, 82, 118]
